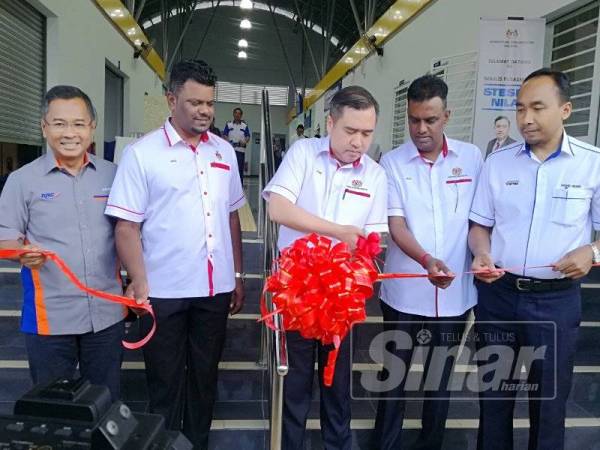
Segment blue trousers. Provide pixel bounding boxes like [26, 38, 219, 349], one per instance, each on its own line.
[282, 330, 352, 450]
[25, 320, 125, 401]
[474, 277, 580, 450]
[373, 301, 469, 450]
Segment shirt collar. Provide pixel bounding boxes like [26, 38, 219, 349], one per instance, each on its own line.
[517, 130, 572, 160]
[408, 134, 453, 163]
[163, 118, 209, 151]
[43, 148, 95, 174]
[318, 137, 364, 168]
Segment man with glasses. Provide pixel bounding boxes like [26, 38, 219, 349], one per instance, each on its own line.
[0, 85, 127, 400]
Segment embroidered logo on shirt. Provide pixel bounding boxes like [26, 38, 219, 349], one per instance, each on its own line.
[40, 192, 60, 200]
[215, 150, 223, 161]
[351, 179, 363, 188]
[505, 179, 519, 186]
[452, 167, 463, 176]
[170, 159, 177, 163]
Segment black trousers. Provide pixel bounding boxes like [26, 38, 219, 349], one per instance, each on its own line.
[474, 277, 580, 450]
[373, 301, 469, 450]
[25, 320, 125, 401]
[282, 330, 353, 450]
[235, 150, 245, 183]
[139, 294, 230, 450]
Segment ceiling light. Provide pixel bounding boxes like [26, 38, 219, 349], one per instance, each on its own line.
[240, 19, 252, 29]
[238, 39, 248, 48]
[127, 28, 136, 36]
[240, 0, 253, 9]
[354, 47, 367, 54]
[110, 8, 124, 18]
[134, 39, 142, 46]
[238, 50, 248, 59]
[345, 57, 354, 63]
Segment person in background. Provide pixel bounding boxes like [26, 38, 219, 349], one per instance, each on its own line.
[223, 107, 250, 182]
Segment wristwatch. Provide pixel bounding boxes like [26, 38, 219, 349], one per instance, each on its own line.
[590, 243, 600, 263]
[235, 272, 245, 280]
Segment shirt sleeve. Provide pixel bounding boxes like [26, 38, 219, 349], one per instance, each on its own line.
[243, 124, 250, 138]
[364, 169, 389, 233]
[380, 155, 404, 217]
[262, 140, 306, 203]
[0, 172, 27, 241]
[105, 145, 148, 223]
[229, 149, 246, 212]
[469, 158, 495, 227]
[592, 174, 600, 231]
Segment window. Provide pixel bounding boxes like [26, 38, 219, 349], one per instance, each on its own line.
[391, 81, 409, 148]
[215, 81, 290, 106]
[431, 52, 478, 143]
[547, 1, 599, 143]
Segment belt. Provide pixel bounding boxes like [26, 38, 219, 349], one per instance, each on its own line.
[502, 272, 574, 293]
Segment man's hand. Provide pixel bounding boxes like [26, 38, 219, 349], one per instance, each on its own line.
[19, 244, 46, 270]
[125, 278, 150, 315]
[230, 278, 244, 315]
[553, 245, 593, 279]
[336, 225, 365, 250]
[424, 256, 455, 289]
[471, 253, 504, 283]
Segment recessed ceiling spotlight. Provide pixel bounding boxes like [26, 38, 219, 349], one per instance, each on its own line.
[238, 39, 249, 48]
[240, 19, 252, 29]
[238, 50, 248, 59]
[240, 0, 253, 9]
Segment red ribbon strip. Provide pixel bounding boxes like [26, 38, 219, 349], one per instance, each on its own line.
[260, 233, 598, 387]
[0, 249, 155, 350]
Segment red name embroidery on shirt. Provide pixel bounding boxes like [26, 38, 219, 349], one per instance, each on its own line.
[210, 162, 231, 171]
[344, 188, 371, 199]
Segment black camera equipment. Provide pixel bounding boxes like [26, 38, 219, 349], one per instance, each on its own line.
[0, 378, 192, 449]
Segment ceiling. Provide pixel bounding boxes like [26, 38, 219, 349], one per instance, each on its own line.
[131, 0, 397, 79]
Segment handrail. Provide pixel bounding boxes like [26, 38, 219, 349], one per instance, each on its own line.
[259, 89, 288, 450]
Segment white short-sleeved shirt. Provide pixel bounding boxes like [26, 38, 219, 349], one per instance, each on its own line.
[223, 120, 250, 152]
[470, 133, 600, 279]
[380, 137, 483, 317]
[105, 119, 246, 298]
[262, 137, 388, 250]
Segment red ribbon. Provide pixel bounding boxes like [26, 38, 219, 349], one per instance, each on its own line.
[260, 233, 381, 386]
[260, 233, 598, 386]
[0, 249, 155, 350]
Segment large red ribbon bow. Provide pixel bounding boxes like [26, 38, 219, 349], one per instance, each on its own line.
[260, 233, 382, 386]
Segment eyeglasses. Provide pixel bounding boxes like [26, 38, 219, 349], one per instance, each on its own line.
[43, 119, 93, 132]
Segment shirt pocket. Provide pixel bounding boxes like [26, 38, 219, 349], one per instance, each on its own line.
[550, 187, 592, 226]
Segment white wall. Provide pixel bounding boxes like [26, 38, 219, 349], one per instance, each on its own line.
[305, 0, 584, 154]
[27, 0, 164, 157]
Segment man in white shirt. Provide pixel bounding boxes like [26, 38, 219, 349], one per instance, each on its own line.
[105, 60, 245, 450]
[469, 68, 600, 450]
[263, 86, 388, 450]
[373, 75, 483, 450]
[289, 123, 306, 147]
[223, 107, 250, 182]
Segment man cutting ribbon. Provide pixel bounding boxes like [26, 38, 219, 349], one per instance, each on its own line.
[263, 85, 388, 450]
